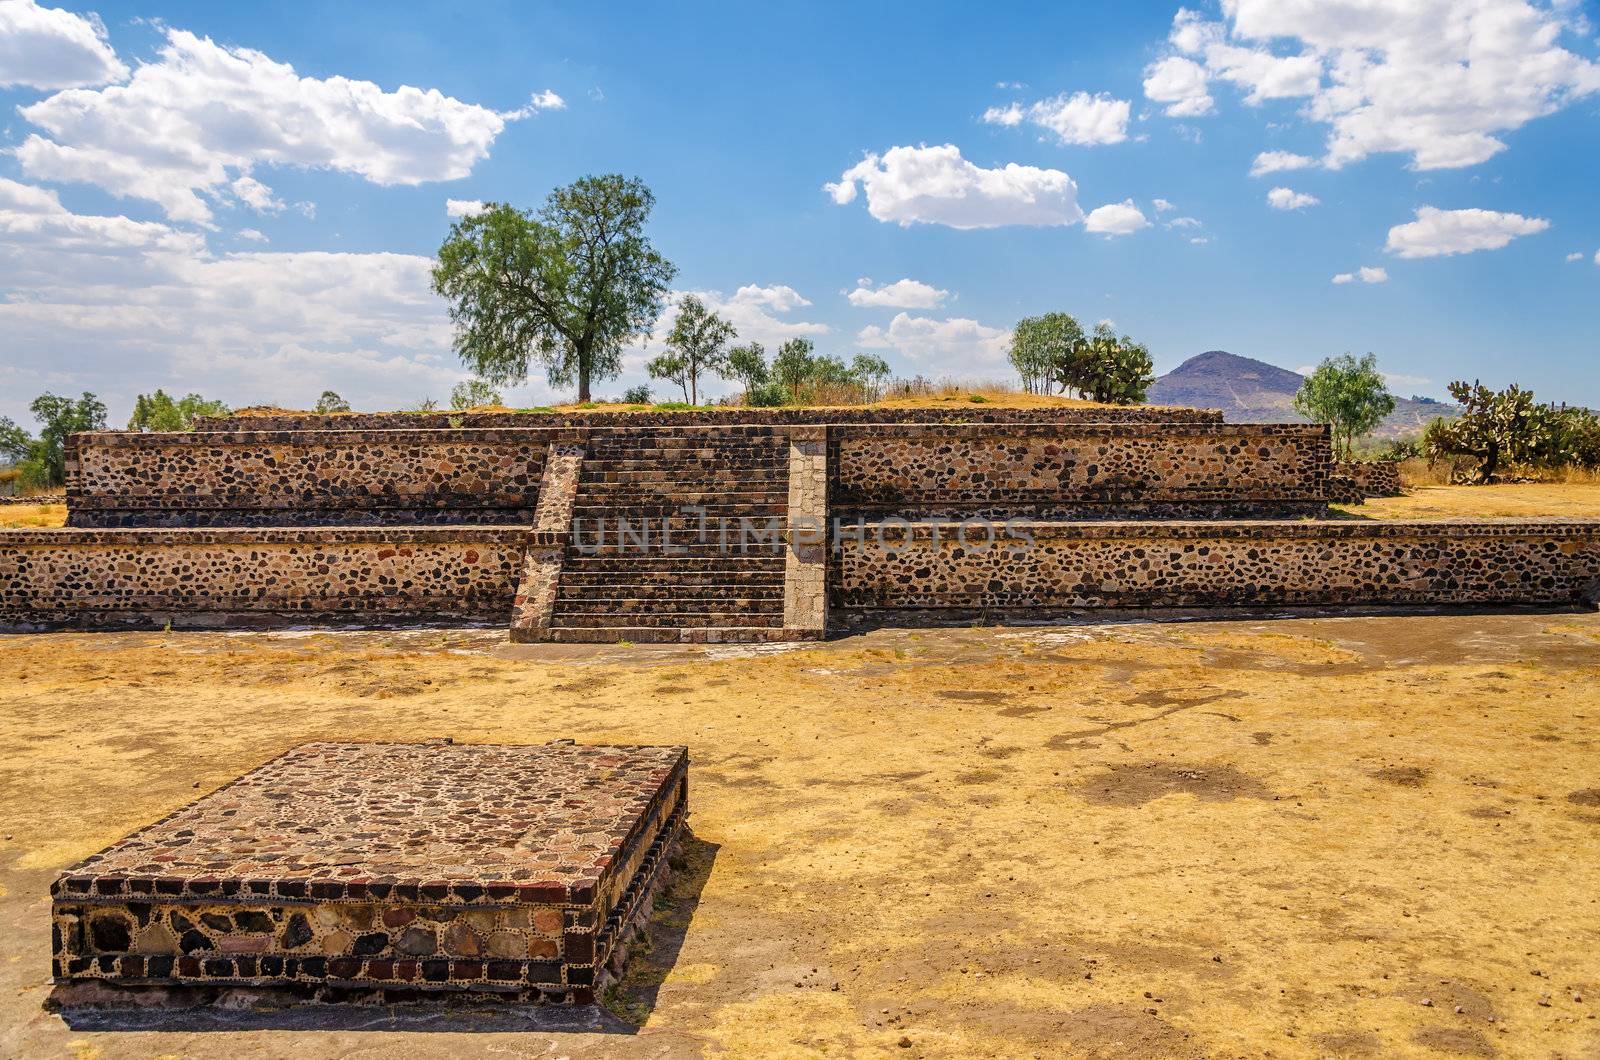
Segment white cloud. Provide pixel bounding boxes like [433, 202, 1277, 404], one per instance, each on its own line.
[0, 0, 127, 89]
[826, 144, 1082, 229]
[1153, 198, 1175, 213]
[1189, 236, 1210, 245]
[1267, 186, 1320, 210]
[15, 28, 547, 223]
[728, 283, 812, 313]
[1142, 55, 1213, 117]
[1385, 205, 1550, 258]
[846, 278, 948, 309]
[1383, 371, 1432, 388]
[1566, 251, 1585, 262]
[0, 179, 488, 422]
[1332, 265, 1388, 283]
[1249, 150, 1315, 177]
[1594, 249, 1600, 266]
[857, 312, 1010, 368]
[446, 198, 486, 218]
[982, 91, 1131, 145]
[506, 89, 565, 117]
[1146, 1, 1600, 171]
[1083, 199, 1150, 236]
[236, 228, 267, 243]
[1165, 215, 1201, 229]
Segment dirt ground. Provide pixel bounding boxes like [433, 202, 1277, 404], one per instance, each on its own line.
[1335, 483, 1600, 521]
[2, 611, 1598, 1058]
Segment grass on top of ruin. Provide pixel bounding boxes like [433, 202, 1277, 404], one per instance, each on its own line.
[0, 503, 66, 529]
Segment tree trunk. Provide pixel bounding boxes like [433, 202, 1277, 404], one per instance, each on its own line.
[576, 342, 591, 403]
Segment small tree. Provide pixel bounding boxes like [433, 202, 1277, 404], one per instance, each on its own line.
[647, 295, 737, 404]
[1078, 323, 1154, 405]
[9, 392, 107, 488]
[432, 175, 677, 402]
[1293, 353, 1396, 461]
[771, 338, 818, 401]
[725, 342, 770, 402]
[127, 390, 229, 431]
[850, 354, 892, 402]
[313, 390, 351, 414]
[1425, 380, 1544, 483]
[1009, 313, 1085, 395]
[451, 378, 503, 410]
[621, 384, 652, 404]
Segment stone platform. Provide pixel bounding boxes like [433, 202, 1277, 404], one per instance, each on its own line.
[51, 741, 688, 1005]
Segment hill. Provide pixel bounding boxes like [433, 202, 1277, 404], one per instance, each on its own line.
[1148, 350, 1456, 439]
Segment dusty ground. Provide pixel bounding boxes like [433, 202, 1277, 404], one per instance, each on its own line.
[2, 612, 1598, 1058]
[0, 503, 66, 529]
[1335, 483, 1600, 521]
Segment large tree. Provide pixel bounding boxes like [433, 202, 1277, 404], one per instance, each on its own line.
[725, 342, 770, 402]
[647, 294, 737, 404]
[1293, 353, 1396, 461]
[431, 175, 676, 402]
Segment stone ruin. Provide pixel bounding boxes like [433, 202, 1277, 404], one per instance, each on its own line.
[51, 741, 687, 1006]
[1, 405, 1597, 641]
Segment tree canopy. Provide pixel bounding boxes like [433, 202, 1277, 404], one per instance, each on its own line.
[1292, 353, 1396, 461]
[313, 390, 351, 414]
[431, 175, 677, 402]
[647, 294, 737, 404]
[127, 390, 228, 432]
[1008, 314, 1152, 404]
[450, 378, 503, 410]
[1, 392, 107, 489]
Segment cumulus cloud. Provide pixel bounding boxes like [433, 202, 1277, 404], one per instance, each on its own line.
[1249, 150, 1315, 177]
[846, 278, 948, 309]
[825, 144, 1082, 229]
[1152, 198, 1175, 213]
[1566, 251, 1585, 262]
[446, 198, 486, 218]
[0, 179, 487, 422]
[981, 91, 1131, 145]
[1142, 55, 1213, 117]
[1332, 266, 1388, 284]
[1266, 186, 1319, 210]
[236, 228, 267, 243]
[856, 312, 1011, 368]
[14, 28, 551, 224]
[0, 0, 127, 89]
[1385, 205, 1550, 258]
[1595, 250, 1600, 266]
[1145, 0, 1600, 170]
[1084, 199, 1150, 236]
[1165, 215, 1201, 229]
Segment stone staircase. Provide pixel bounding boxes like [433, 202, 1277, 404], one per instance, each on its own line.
[547, 427, 792, 642]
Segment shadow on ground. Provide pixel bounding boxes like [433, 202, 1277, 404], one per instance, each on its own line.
[54, 832, 720, 1035]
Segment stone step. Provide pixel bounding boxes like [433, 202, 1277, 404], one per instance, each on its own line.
[581, 443, 787, 457]
[545, 625, 799, 644]
[550, 611, 786, 628]
[579, 463, 786, 476]
[576, 505, 793, 521]
[558, 569, 786, 585]
[556, 584, 785, 601]
[554, 597, 783, 615]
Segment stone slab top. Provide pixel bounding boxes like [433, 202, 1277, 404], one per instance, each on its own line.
[52, 741, 688, 908]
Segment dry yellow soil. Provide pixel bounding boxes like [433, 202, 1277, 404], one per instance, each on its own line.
[2, 613, 1598, 1058]
[1337, 483, 1600, 521]
[0, 503, 66, 529]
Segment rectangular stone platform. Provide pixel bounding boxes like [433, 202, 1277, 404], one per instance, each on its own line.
[51, 741, 688, 1005]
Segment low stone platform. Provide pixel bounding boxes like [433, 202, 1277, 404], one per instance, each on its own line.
[51, 741, 688, 1006]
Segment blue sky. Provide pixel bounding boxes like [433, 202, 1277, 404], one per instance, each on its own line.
[1, 0, 1597, 425]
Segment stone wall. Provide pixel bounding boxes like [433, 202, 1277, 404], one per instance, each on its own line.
[1330, 460, 1404, 500]
[66, 429, 561, 527]
[831, 423, 1330, 517]
[833, 520, 1600, 612]
[0, 527, 532, 629]
[197, 405, 1222, 432]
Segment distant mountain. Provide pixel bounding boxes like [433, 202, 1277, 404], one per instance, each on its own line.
[1148, 350, 1456, 439]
